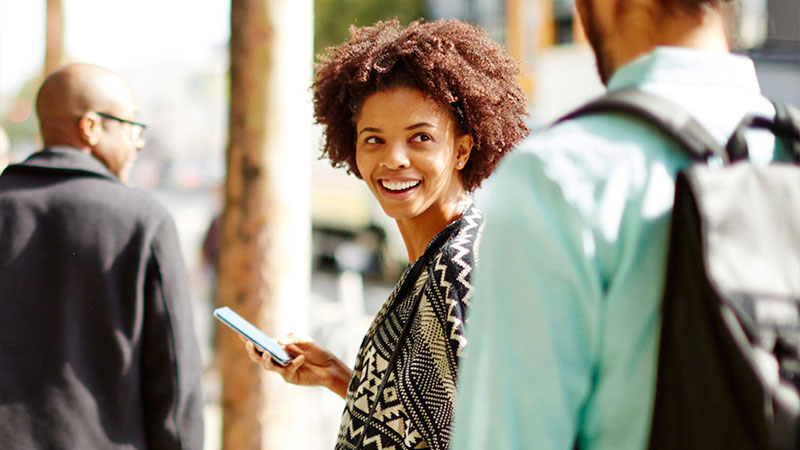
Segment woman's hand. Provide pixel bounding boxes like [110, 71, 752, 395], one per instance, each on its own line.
[245, 333, 352, 398]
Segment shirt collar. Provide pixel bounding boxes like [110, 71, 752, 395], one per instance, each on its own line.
[14, 147, 120, 182]
[607, 46, 763, 94]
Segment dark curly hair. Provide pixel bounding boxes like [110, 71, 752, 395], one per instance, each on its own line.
[312, 19, 530, 192]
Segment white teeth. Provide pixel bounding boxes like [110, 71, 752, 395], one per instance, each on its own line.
[381, 180, 420, 191]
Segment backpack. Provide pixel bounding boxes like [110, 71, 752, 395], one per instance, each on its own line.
[560, 89, 800, 449]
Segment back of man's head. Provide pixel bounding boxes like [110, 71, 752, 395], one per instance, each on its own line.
[577, 0, 742, 84]
[667, 0, 739, 11]
[35, 63, 142, 183]
[664, 0, 742, 47]
[36, 64, 136, 149]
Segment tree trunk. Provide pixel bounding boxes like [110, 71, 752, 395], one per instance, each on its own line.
[44, 0, 65, 76]
[506, 0, 542, 100]
[218, 0, 312, 449]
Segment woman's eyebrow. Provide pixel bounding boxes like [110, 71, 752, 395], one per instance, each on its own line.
[358, 127, 381, 136]
[358, 122, 437, 136]
[406, 122, 436, 131]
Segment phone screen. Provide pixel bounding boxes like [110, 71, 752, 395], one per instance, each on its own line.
[213, 306, 293, 366]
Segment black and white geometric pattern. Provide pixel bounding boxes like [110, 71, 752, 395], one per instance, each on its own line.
[336, 204, 485, 450]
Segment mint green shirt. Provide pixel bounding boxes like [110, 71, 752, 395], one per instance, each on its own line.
[451, 48, 776, 450]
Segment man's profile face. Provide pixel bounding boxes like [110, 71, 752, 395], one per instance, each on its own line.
[91, 89, 143, 184]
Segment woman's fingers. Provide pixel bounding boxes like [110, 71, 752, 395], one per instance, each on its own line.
[284, 343, 304, 357]
[258, 349, 279, 370]
[278, 332, 313, 346]
[283, 354, 305, 381]
[246, 342, 281, 372]
[245, 342, 262, 363]
[245, 333, 322, 385]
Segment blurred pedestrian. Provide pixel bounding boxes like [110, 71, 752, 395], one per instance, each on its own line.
[0, 63, 204, 449]
[451, 0, 780, 449]
[244, 19, 528, 450]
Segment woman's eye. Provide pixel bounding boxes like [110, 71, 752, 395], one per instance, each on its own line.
[412, 134, 431, 143]
[365, 136, 382, 144]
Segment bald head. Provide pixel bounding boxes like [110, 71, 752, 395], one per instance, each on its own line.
[35, 64, 144, 183]
[36, 63, 138, 149]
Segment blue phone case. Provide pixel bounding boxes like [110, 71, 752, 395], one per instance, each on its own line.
[213, 306, 292, 366]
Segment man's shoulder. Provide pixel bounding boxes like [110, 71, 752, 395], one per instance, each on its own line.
[485, 110, 692, 228]
[1, 165, 173, 227]
[108, 184, 172, 218]
[527, 110, 682, 153]
[56, 171, 171, 218]
[502, 110, 689, 182]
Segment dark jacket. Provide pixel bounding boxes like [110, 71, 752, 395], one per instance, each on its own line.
[0, 148, 204, 449]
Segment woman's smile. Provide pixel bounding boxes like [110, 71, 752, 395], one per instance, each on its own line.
[380, 179, 421, 192]
[379, 178, 422, 197]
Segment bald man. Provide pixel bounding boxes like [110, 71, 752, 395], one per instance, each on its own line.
[0, 64, 204, 449]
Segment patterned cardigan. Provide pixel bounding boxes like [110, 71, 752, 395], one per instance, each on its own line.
[336, 203, 485, 450]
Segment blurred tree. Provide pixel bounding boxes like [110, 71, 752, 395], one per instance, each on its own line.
[45, 0, 65, 76]
[314, 0, 426, 55]
[0, 0, 62, 156]
[218, 0, 312, 449]
[1, 77, 42, 153]
[217, 3, 273, 448]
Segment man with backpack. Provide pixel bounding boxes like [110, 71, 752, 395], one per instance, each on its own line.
[452, 0, 799, 448]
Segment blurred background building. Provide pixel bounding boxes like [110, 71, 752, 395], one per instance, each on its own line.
[0, 0, 797, 448]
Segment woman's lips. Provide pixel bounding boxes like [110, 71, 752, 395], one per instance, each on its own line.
[381, 179, 420, 191]
[379, 179, 421, 196]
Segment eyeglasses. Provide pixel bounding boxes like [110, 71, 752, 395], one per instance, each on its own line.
[95, 112, 147, 142]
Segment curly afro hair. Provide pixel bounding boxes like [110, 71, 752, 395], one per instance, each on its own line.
[312, 19, 530, 192]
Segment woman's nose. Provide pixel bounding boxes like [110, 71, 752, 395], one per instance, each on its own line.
[380, 143, 410, 169]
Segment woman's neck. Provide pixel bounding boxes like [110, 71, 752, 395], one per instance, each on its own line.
[396, 194, 470, 263]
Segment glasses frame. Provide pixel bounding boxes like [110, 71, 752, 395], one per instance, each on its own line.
[95, 112, 147, 129]
[95, 111, 147, 142]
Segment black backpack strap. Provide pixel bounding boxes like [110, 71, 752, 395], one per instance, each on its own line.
[771, 102, 800, 161]
[556, 88, 726, 162]
[724, 102, 800, 162]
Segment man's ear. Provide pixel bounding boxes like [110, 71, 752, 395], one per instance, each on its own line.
[455, 133, 474, 170]
[77, 112, 102, 147]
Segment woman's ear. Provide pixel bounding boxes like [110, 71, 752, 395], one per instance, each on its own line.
[455, 134, 474, 170]
[77, 112, 102, 147]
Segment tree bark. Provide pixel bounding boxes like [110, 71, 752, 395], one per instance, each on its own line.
[218, 0, 312, 448]
[506, 0, 541, 100]
[44, 0, 65, 76]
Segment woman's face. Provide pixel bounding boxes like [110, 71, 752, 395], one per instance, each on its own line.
[355, 87, 472, 225]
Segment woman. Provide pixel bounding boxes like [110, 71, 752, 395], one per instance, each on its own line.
[245, 19, 528, 449]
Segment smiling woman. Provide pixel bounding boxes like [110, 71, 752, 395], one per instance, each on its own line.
[355, 87, 475, 260]
[243, 19, 529, 450]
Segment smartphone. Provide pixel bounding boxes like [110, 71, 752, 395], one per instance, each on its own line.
[213, 306, 293, 367]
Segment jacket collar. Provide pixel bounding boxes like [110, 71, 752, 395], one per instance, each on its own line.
[11, 147, 120, 182]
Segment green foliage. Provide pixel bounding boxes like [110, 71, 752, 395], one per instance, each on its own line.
[314, 0, 427, 57]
